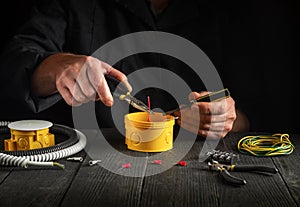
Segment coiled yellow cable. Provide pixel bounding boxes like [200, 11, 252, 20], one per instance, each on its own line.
[237, 133, 295, 156]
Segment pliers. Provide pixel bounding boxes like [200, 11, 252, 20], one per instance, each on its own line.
[105, 74, 154, 114]
[208, 160, 278, 185]
[119, 92, 154, 114]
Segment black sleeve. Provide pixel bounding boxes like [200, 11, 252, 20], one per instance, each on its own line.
[0, 0, 67, 113]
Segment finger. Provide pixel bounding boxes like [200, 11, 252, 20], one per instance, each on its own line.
[192, 101, 236, 122]
[94, 94, 101, 101]
[58, 86, 82, 106]
[56, 74, 81, 106]
[176, 118, 199, 135]
[72, 82, 91, 104]
[179, 105, 231, 133]
[175, 91, 234, 138]
[180, 103, 231, 124]
[197, 113, 227, 123]
[61, 73, 90, 104]
[178, 112, 226, 131]
[75, 64, 98, 101]
[177, 118, 224, 139]
[106, 67, 132, 93]
[85, 60, 114, 106]
[193, 100, 228, 115]
[184, 118, 226, 131]
[189, 92, 234, 115]
[97, 79, 114, 106]
[177, 114, 229, 138]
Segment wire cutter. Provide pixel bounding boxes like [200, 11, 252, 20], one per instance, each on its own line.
[118, 92, 154, 114]
[207, 160, 278, 185]
[105, 75, 154, 114]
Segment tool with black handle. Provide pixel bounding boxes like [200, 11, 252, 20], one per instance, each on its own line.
[208, 160, 278, 186]
[164, 88, 230, 115]
[105, 74, 153, 114]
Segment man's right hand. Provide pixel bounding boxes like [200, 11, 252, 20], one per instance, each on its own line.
[31, 53, 132, 106]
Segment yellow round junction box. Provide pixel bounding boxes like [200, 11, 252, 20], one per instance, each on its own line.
[124, 112, 175, 152]
[4, 120, 55, 151]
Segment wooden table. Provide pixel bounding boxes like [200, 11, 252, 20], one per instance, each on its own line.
[0, 128, 299, 207]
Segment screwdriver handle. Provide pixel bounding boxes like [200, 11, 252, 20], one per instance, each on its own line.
[192, 88, 230, 103]
[164, 88, 230, 115]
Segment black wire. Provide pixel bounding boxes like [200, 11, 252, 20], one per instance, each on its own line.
[0, 124, 78, 156]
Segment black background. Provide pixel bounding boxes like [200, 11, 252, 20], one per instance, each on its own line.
[0, 0, 299, 133]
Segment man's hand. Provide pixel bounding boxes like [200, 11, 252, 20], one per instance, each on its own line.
[173, 91, 237, 139]
[31, 53, 132, 106]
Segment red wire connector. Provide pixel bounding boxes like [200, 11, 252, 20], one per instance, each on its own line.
[147, 96, 151, 122]
[122, 163, 131, 169]
[177, 161, 187, 166]
[152, 159, 162, 165]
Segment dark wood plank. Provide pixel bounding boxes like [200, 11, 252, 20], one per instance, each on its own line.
[217, 133, 297, 207]
[0, 126, 16, 185]
[1, 128, 299, 207]
[272, 134, 300, 205]
[0, 125, 87, 207]
[0, 166, 14, 184]
[140, 129, 220, 207]
[141, 161, 219, 207]
[61, 129, 146, 207]
[0, 158, 84, 207]
[140, 132, 297, 207]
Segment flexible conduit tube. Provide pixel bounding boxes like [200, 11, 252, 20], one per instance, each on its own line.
[0, 125, 86, 169]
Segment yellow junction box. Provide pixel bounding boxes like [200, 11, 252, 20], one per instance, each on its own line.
[4, 120, 55, 151]
[124, 112, 175, 152]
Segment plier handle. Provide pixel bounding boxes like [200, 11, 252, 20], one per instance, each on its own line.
[208, 160, 278, 185]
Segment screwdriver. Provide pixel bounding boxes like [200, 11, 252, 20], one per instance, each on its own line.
[164, 88, 230, 115]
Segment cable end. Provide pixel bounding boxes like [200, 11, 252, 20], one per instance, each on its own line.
[53, 162, 65, 170]
[119, 94, 126, 100]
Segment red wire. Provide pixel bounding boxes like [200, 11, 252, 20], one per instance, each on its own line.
[147, 96, 151, 122]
